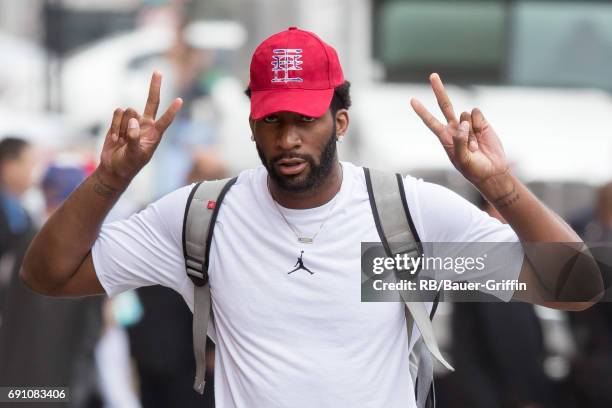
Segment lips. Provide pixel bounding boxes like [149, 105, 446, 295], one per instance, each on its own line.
[275, 158, 307, 175]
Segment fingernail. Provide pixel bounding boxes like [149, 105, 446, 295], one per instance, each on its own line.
[128, 118, 138, 129]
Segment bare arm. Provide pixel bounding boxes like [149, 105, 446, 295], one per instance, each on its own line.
[411, 73, 603, 310]
[477, 172, 601, 310]
[20, 72, 182, 297]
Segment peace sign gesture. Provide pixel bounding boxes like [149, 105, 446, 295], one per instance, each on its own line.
[100, 71, 183, 186]
[411, 73, 510, 188]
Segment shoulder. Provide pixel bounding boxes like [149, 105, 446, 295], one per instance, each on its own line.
[150, 183, 197, 225]
[215, 165, 267, 204]
[221, 166, 265, 192]
[340, 161, 369, 190]
[185, 166, 264, 201]
[351, 165, 493, 242]
[400, 175, 517, 243]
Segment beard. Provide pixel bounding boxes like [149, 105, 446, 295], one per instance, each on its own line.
[256, 124, 337, 193]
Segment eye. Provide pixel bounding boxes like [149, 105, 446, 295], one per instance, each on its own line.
[263, 115, 279, 123]
[300, 115, 315, 122]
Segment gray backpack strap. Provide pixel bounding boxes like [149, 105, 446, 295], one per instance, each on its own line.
[183, 177, 237, 394]
[192, 285, 211, 394]
[414, 338, 434, 408]
[414, 290, 442, 407]
[364, 168, 453, 408]
[363, 168, 423, 258]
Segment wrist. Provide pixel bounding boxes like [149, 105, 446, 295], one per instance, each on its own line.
[476, 170, 516, 204]
[93, 165, 131, 195]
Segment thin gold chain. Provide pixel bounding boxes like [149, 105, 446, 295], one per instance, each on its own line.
[267, 163, 343, 244]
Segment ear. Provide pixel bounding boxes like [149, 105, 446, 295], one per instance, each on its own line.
[249, 118, 255, 137]
[334, 109, 349, 137]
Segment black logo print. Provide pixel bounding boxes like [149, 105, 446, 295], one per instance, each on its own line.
[288, 251, 314, 275]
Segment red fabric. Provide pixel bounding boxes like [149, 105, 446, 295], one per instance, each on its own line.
[249, 27, 344, 120]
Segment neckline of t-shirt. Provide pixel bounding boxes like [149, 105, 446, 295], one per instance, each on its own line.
[259, 161, 354, 217]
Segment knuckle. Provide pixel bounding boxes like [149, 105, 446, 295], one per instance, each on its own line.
[439, 101, 452, 110]
[148, 92, 160, 102]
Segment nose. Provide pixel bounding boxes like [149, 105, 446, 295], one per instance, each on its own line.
[277, 123, 301, 151]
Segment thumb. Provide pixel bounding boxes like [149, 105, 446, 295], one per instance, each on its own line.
[126, 118, 140, 150]
[453, 121, 470, 165]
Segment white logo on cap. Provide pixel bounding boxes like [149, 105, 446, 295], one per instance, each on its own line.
[271, 49, 303, 83]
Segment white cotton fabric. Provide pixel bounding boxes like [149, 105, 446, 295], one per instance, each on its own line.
[92, 161, 523, 408]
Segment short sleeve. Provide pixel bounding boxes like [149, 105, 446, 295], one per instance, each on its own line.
[92, 184, 194, 298]
[403, 176, 524, 301]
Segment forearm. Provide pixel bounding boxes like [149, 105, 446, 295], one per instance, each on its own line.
[21, 166, 129, 292]
[478, 171, 602, 303]
[477, 171, 580, 243]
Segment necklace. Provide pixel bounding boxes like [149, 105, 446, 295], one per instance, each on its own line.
[267, 164, 343, 244]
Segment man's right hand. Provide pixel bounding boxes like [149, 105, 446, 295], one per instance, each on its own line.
[20, 71, 183, 297]
[99, 71, 183, 187]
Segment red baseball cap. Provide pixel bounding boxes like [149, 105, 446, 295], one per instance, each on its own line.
[249, 26, 345, 120]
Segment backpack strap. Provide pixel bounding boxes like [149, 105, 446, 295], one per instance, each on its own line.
[413, 289, 442, 407]
[183, 177, 237, 394]
[363, 168, 453, 407]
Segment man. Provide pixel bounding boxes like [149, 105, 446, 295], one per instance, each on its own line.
[566, 182, 612, 408]
[1, 159, 102, 406]
[0, 137, 35, 312]
[127, 157, 224, 408]
[0, 137, 34, 261]
[20, 27, 601, 408]
[450, 196, 552, 408]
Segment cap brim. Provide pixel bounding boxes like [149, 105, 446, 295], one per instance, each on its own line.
[250, 88, 334, 120]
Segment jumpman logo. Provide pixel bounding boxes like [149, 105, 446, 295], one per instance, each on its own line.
[288, 251, 314, 275]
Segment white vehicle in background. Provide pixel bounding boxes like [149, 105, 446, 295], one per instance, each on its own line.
[352, 83, 612, 187]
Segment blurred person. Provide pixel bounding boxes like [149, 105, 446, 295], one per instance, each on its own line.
[146, 10, 228, 197]
[21, 27, 603, 408]
[578, 182, 612, 242]
[0, 137, 35, 320]
[127, 285, 213, 408]
[127, 151, 226, 407]
[0, 137, 35, 254]
[45, 163, 142, 408]
[0, 163, 102, 407]
[186, 147, 228, 184]
[96, 292, 142, 408]
[41, 164, 89, 215]
[449, 195, 553, 408]
[566, 182, 612, 408]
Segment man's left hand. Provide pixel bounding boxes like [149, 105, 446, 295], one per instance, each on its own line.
[411, 73, 510, 188]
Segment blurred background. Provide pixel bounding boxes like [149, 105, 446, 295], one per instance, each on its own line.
[0, 0, 610, 407]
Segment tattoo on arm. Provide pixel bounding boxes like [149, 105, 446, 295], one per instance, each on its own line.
[92, 172, 118, 198]
[493, 184, 520, 208]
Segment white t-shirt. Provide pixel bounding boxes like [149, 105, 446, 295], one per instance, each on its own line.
[92, 161, 523, 408]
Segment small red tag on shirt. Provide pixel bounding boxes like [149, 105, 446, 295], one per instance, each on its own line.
[207, 200, 216, 209]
